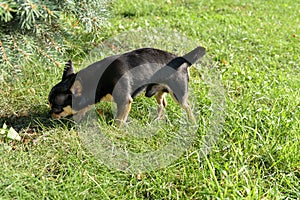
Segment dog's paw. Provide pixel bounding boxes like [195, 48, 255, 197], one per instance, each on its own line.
[73, 113, 84, 122]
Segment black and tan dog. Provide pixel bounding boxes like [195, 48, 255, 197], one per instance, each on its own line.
[48, 46, 206, 127]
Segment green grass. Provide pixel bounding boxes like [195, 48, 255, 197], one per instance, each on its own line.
[1, 0, 300, 199]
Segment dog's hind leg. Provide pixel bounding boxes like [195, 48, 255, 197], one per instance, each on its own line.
[182, 100, 195, 124]
[115, 96, 133, 127]
[154, 91, 167, 120]
[170, 90, 195, 124]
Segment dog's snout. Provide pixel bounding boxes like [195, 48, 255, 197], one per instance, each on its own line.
[48, 110, 52, 118]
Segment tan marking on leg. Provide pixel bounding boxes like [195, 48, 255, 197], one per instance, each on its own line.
[115, 97, 133, 127]
[169, 92, 195, 123]
[182, 101, 195, 124]
[73, 105, 93, 121]
[154, 92, 167, 119]
[100, 94, 114, 102]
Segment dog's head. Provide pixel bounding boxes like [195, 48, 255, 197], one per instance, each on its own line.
[48, 60, 83, 119]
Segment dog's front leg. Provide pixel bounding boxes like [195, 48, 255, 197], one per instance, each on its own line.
[73, 105, 93, 122]
[115, 97, 133, 127]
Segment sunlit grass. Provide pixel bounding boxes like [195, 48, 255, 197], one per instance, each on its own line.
[1, 0, 300, 199]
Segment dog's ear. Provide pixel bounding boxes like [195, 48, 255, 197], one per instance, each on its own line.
[70, 80, 82, 97]
[62, 60, 74, 80]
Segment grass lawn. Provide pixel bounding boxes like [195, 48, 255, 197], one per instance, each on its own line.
[1, 0, 300, 199]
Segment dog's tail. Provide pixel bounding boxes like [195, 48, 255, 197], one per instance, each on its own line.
[182, 46, 206, 66]
[167, 46, 206, 70]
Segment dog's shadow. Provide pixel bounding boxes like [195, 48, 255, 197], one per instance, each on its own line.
[0, 105, 75, 134]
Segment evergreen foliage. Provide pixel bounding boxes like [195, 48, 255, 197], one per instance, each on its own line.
[0, 0, 110, 69]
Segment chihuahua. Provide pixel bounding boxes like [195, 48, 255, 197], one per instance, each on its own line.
[48, 46, 206, 127]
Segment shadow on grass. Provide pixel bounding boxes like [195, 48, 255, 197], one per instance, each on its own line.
[0, 105, 75, 133]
